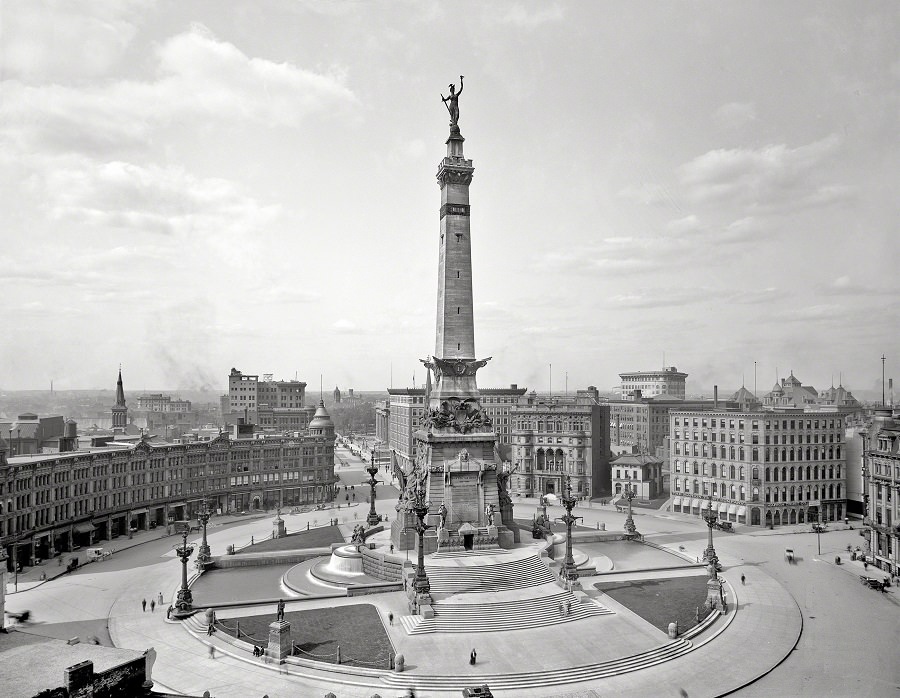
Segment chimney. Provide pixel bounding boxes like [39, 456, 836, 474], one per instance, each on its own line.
[714, 385, 718, 409]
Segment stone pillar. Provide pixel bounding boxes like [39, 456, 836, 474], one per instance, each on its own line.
[267, 620, 292, 663]
[273, 514, 286, 539]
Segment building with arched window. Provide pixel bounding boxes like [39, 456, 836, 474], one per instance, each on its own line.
[510, 393, 610, 498]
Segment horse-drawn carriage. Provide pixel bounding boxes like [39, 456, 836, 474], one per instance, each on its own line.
[860, 575, 889, 591]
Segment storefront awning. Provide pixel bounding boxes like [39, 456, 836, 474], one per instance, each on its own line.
[168, 502, 187, 509]
[718, 502, 729, 514]
[129, 509, 149, 517]
[737, 506, 747, 517]
[727, 504, 738, 515]
[691, 499, 701, 510]
[73, 522, 95, 534]
[672, 497, 682, 507]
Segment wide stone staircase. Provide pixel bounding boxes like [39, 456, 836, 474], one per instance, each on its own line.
[399, 589, 612, 634]
[379, 637, 693, 692]
[424, 553, 556, 594]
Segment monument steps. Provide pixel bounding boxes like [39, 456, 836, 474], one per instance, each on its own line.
[378, 637, 693, 690]
[403, 591, 612, 634]
[430, 548, 510, 559]
[424, 554, 555, 594]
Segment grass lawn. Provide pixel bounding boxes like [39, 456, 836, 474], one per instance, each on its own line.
[594, 575, 711, 633]
[219, 603, 393, 667]
[244, 524, 344, 553]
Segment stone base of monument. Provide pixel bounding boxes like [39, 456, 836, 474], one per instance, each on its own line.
[418, 603, 435, 619]
[267, 620, 292, 662]
[273, 517, 286, 539]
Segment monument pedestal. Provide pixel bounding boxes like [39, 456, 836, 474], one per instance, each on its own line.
[267, 620, 292, 662]
[273, 516, 286, 539]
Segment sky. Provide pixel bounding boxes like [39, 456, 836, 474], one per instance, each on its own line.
[1, 1, 897, 398]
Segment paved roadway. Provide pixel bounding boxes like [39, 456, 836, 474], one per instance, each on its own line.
[5, 450, 899, 696]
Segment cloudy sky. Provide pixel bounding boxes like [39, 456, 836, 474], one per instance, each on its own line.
[1, 1, 897, 397]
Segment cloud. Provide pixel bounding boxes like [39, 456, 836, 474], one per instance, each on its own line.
[820, 276, 896, 298]
[604, 288, 711, 309]
[712, 102, 757, 130]
[332, 319, 363, 334]
[1, 2, 147, 82]
[34, 157, 282, 240]
[495, 3, 565, 28]
[676, 135, 848, 211]
[1, 24, 358, 157]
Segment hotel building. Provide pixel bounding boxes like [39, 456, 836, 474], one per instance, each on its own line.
[669, 408, 847, 527]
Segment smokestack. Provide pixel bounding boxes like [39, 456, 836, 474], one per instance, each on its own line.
[714, 385, 718, 409]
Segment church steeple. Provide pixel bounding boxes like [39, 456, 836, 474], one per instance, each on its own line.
[111, 366, 128, 431]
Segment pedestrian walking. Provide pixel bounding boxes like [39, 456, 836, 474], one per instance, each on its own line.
[208, 645, 215, 659]
[741, 574, 745, 585]
[150, 600, 156, 613]
[566, 600, 572, 616]
[388, 612, 394, 626]
[141, 598, 147, 612]
[469, 648, 477, 665]
[390, 544, 394, 554]
[158, 592, 164, 606]
[559, 601, 565, 617]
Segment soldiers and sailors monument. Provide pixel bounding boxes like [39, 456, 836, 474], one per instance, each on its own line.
[391, 76, 516, 565]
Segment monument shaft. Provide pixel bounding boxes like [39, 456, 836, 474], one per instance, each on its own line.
[435, 131, 476, 362]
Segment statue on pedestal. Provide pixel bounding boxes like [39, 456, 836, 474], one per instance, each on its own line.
[441, 76, 464, 127]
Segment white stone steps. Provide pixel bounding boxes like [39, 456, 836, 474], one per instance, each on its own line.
[424, 555, 555, 594]
[379, 637, 693, 690]
[405, 592, 612, 635]
[430, 548, 511, 558]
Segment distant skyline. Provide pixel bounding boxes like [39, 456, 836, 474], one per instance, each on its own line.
[1, 2, 897, 395]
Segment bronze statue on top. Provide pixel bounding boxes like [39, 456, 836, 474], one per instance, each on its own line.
[441, 76, 464, 127]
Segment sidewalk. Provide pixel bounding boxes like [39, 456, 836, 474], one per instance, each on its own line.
[5, 511, 272, 594]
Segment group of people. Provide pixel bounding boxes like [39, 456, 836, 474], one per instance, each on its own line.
[141, 592, 165, 613]
[558, 599, 573, 617]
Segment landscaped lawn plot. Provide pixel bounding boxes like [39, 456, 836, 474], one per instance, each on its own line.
[243, 524, 344, 553]
[220, 604, 393, 667]
[595, 575, 710, 633]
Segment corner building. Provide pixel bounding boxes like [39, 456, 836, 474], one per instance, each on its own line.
[670, 408, 847, 526]
[511, 394, 611, 499]
[0, 415, 336, 571]
[864, 409, 900, 575]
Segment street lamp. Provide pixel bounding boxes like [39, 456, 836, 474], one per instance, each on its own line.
[365, 461, 382, 527]
[171, 528, 195, 619]
[410, 476, 432, 613]
[196, 499, 212, 570]
[701, 499, 720, 567]
[559, 475, 582, 582]
[623, 482, 638, 538]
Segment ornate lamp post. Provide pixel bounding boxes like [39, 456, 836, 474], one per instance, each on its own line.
[701, 499, 719, 567]
[196, 499, 212, 570]
[171, 528, 195, 619]
[365, 461, 382, 527]
[623, 482, 638, 538]
[410, 475, 433, 611]
[559, 475, 582, 583]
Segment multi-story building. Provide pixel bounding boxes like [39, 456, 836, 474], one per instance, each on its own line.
[385, 388, 426, 475]
[473, 385, 527, 446]
[0, 403, 336, 572]
[619, 367, 687, 400]
[762, 372, 818, 408]
[864, 409, 899, 576]
[608, 397, 720, 454]
[374, 399, 389, 444]
[669, 408, 847, 527]
[510, 394, 611, 499]
[136, 394, 193, 412]
[611, 453, 664, 500]
[226, 368, 310, 430]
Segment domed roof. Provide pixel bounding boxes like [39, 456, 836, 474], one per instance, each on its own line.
[308, 400, 334, 430]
